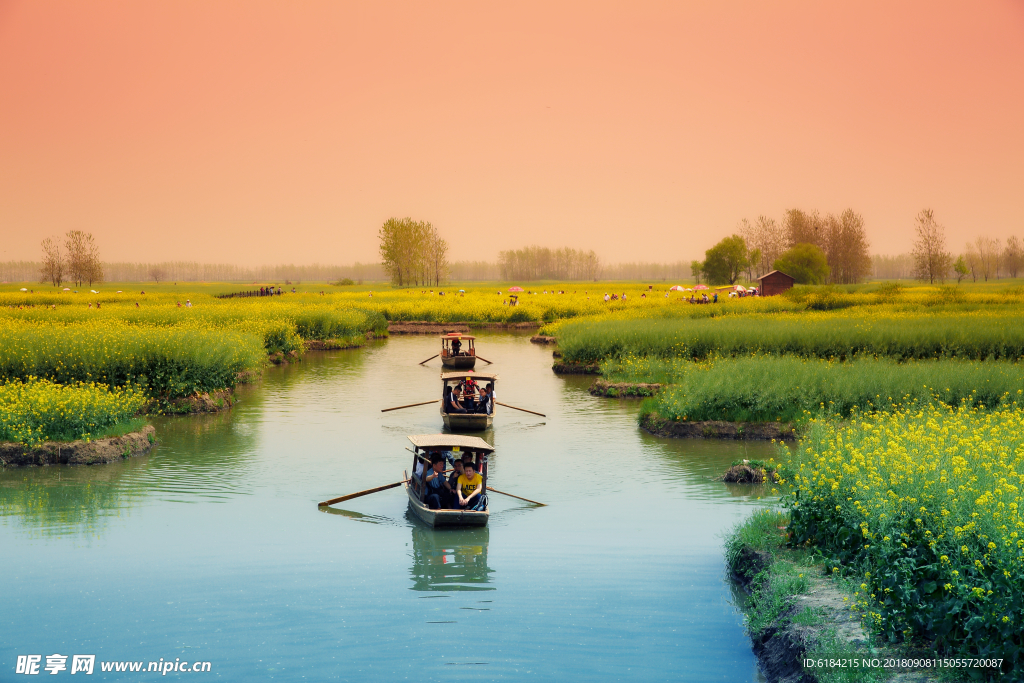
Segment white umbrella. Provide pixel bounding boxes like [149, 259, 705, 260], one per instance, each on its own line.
[63, 287, 70, 291]
[668, 285, 684, 291]
[19, 287, 27, 291]
[90, 289, 99, 293]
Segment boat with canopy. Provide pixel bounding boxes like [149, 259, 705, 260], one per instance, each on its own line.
[405, 434, 493, 527]
[440, 333, 477, 369]
[440, 371, 497, 431]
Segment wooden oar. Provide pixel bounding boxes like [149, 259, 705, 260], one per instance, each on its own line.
[476, 355, 494, 365]
[318, 480, 408, 507]
[381, 399, 438, 412]
[495, 401, 546, 417]
[487, 486, 545, 506]
[419, 354, 439, 365]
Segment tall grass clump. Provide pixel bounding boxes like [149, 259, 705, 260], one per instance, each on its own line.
[0, 322, 265, 398]
[0, 378, 148, 446]
[782, 403, 1024, 674]
[558, 314, 1024, 364]
[639, 356, 1024, 423]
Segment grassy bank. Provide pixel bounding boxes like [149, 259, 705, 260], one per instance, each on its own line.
[558, 312, 1024, 365]
[780, 403, 1023, 677]
[0, 378, 148, 447]
[635, 356, 1024, 424]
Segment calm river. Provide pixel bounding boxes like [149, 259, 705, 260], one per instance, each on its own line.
[1, 334, 777, 681]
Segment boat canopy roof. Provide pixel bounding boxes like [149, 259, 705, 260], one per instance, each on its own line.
[441, 333, 475, 340]
[407, 434, 495, 452]
[440, 371, 498, 381]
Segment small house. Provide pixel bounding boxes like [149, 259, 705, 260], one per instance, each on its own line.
[757, 270, 795, 296]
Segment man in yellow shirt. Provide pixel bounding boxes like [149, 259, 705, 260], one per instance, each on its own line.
[455, 461, 483, 510]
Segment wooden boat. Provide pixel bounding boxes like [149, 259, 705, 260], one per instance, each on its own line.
[440, 333, 477, 369]
[440, 371, 498, 431]
[405, 434, 493, 528]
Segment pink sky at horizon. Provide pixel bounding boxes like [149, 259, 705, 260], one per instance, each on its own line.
[2, 1, 1023, 267]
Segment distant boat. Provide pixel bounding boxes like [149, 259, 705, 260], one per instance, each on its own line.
[440, 333, 477, 369]
[405, 434, 492, 527]
[440, 371, 497, 431]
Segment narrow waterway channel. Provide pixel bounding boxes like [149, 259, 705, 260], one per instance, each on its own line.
[1, 333, 778, 681]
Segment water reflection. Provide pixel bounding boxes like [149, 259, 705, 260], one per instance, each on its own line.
[0, 408, 258, 537]
[408, 520, 494, 593]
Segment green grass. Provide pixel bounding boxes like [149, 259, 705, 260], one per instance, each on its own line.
[557, 313, 1024, 364]
[638, 356, 1024, 424]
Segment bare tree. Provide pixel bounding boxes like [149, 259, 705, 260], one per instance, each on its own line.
[781, 208, 870, 284]
[740, 216, 787, 278]
[426, 231, 449, 286]
[972, 236, 1000, 281]
[912, 209, 952, 284]
[149, 267, 168, 283]
[963, 244, 980, 282]
[39, 237, 64, 286]
[1004, 236, 1023, 279]
[64, 230, 89, 287]
[84, 232, 103, 285]
[823, 210, 872, 284]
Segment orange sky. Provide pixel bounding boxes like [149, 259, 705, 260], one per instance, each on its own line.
[2, 0, 1023, 266]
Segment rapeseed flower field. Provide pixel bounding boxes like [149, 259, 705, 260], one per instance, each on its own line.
[0, 377, 147, 446]
[783, 402, 1024, 670]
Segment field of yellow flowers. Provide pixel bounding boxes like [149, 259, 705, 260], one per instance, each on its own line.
[783, 402, 1024, 672]
[0, 377, 147, 446]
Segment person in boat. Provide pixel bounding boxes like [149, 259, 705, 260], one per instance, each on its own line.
[447, 458, 464, 491]
[475, 384, 490, 414]
[454, 461, 483, 510]
[451, 337, 462, 355]
[423, 454, 452, 510]
[445, 386, 467, 413]
[462, 378, 479, 410]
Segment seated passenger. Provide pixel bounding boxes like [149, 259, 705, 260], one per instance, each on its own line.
[476, 385, 493, 414]
[454, 461, 484, 510]
[447, 459, 464, 490]
[445, 387, 467, 413]
[423, 454, 452, 510]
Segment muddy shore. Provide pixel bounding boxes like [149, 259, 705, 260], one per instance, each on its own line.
[640, 412, 798, 440]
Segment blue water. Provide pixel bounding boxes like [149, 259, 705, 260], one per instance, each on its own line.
[1, 334, 777, 681]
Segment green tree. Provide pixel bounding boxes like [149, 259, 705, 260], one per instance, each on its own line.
[690, 260, 703, 285]
[953, 255, 969, 284]
[700, 235, 750, 285]
[773, 243, 829, 284]
[379, 218, 447, 286]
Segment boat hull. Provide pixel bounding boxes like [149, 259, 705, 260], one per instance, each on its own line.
[406, 484, 488, 527]
[441, 355, 477, 370]
[441, 411, 492, 431]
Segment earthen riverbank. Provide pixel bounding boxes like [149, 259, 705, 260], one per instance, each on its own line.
[0, 425, 156, 466]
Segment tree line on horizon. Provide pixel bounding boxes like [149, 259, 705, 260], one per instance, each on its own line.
[14, 212, 1020, 286]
